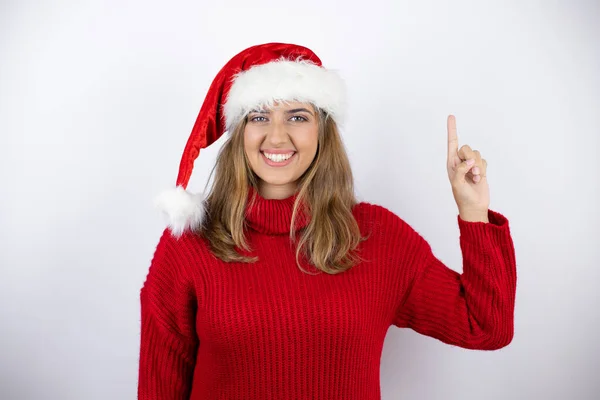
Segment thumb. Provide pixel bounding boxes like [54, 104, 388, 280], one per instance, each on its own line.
[454, 158, 475, 183]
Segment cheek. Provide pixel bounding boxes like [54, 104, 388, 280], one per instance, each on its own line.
[296, 130, 319, 157]
[243, 129, 261, 154]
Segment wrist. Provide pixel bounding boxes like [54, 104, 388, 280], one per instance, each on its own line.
[459, 209, 489, 223]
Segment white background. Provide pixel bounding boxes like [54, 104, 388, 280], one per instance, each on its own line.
[1, 0, 599, 399]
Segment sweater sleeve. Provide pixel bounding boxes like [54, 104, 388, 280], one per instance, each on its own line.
[392, 209, 517, 350]
[138, 229, 199, 399]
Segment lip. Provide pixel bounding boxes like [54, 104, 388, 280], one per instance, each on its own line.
[261, 151, 296, 167]
[260, 149, 296, 154]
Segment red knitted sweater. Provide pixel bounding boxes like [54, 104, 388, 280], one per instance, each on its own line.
[138, 189, 516, 399]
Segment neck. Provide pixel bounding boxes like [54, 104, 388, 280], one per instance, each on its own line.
[245, 186, 310, 235]
[258, 181, 298, 200]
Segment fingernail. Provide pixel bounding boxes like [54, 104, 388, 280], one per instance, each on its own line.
[466, 159, 475, 165]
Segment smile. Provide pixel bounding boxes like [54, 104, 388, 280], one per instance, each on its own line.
[261, 151, 296, 167]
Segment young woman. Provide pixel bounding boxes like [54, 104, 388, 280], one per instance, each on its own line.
[138, 42, 516, 400]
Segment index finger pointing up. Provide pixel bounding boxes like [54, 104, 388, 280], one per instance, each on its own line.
[447, 114, 459, 161]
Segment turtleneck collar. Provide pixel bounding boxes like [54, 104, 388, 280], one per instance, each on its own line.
[244, 186, 310, 235]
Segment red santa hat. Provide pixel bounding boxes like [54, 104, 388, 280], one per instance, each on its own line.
[154, 42, 346, 237]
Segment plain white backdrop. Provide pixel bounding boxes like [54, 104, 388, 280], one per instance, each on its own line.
[1, 0, 598, 399]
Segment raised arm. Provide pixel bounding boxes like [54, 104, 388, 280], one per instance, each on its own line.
[392, 210, 516, 350]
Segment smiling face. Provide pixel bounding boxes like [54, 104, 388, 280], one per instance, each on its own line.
[243, 101, 319, 199]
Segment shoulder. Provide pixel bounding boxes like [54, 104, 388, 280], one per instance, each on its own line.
[353, 201, 395, 220]
[144, 228, 212, 289]
[154, 227, 212, 260]
[352, 201, 412, 232]
[352, 201, 429, 249]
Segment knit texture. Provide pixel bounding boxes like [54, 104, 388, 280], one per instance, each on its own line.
[138, 189, 517, 399]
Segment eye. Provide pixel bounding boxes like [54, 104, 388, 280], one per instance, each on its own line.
[250, 116, 267, 122]
[290, 115, 308, 122]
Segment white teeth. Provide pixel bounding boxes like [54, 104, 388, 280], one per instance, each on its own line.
[263, 152, 294, 162]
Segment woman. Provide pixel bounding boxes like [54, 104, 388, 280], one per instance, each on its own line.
[138, 43, 516, 400]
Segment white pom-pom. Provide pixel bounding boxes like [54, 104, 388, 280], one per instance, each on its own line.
[154, 186, 206, 238]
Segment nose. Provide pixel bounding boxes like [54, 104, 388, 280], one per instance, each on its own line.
[265, 118, 288, 145]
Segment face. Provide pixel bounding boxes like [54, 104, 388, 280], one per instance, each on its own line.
[244, 101, 319, 199]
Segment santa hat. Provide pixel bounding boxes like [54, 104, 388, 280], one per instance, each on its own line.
[154, 42, 347, 237]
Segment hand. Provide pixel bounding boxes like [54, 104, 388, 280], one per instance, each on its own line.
[446, 115, 490, 221]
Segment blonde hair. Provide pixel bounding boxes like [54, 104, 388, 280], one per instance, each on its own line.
[199, 108, 369, 274]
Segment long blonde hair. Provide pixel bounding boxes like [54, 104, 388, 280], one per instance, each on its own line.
[199, 109, 368, 274]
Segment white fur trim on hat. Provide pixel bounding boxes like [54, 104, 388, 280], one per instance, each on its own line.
[224, 58, 346, 130]
[154, 186, 206, 238]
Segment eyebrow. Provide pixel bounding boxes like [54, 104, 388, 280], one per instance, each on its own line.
[249, 108, 314, 116]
